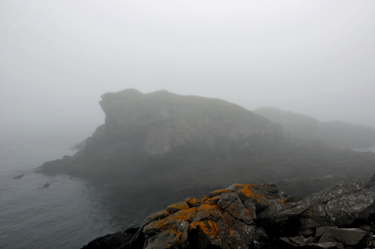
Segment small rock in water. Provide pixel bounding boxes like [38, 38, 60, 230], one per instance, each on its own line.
[43, 183, 50, 188]
[12, 174, 24, 179]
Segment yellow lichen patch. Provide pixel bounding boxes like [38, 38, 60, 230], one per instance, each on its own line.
[243, 207, 253, 218]
[228, 228, 234, 238]
[200, 195, 209, 203]
[197, 204, 222, 217]
[279, 198, 286, 204]
[149, 209, 170, 221]
[175, 230, 184, 243]
[170, 207, 198, 222]
[239, 186, 268, 205]
[144, 208, 198, 233]
[209, 189, 231, 198]
[166, 201, 189, 213]
[230, 183, 255, 189]
[190, 220, 220, 239]
[203, 195, 221, 205]
[185, 197, 201, 207]
[260, 183, 265, 187]
[238, 186, 259, 198]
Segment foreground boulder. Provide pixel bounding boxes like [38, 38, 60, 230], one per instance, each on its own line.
[82, 175, 375, 249]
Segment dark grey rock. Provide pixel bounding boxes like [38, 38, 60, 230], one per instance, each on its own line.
[305, 242, 344, 249]
[81, 230, 135, 249]
[216, 192, 239, 209]
[315, 226, 337, 239]
[319, 227, 368, 246]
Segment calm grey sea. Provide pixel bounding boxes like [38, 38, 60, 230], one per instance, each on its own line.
[0, 131, 136, 249]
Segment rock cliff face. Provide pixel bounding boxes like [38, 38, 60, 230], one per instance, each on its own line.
[97, 89, 282, 155]
[40, 89, 375, 199]
[82, 176, 375, 249]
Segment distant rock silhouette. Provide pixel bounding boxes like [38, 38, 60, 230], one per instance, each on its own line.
[254, 107, 375, 149]
[43, 183, 50, 188]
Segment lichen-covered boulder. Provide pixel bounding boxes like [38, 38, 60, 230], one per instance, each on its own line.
[257, 178, 375, 231]
[84, 175, 375, 249]
[130, 184, 282, 249]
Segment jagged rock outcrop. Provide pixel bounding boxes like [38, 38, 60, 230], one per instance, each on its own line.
[82, 176, 375, 249]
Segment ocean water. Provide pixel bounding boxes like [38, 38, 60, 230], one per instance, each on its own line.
[0, 131, 133, 249]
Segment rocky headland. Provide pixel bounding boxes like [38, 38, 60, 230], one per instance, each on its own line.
[40, 89, 375, 200]
[82, 175, 375, 249]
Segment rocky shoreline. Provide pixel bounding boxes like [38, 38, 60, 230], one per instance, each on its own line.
[81, 175, 375, 249]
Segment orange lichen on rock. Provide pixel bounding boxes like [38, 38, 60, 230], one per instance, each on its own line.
[208, 189, 232, 198]
[149, 209, 170, 221]
[189, 220, 220, 239]
[185, 197, 201, 207]
[169, 207, 198, 222]
[175, 231, 184, 243]
[238, 186, 260, 199]
[197, 204, 222, 217]
[203, 195, 221, 205]
[222, 212, 236, 226]
[144, 208, 197, 234]
[228, 228, 235, 238]
[228, 183, 255, 191]
[166, 201, 189, 213]
[200, 195, 209, 203]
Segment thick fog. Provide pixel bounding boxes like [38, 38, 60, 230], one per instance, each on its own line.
[1, 1, 375, 137]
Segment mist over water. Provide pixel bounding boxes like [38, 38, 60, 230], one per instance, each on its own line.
[0, 131, 139, 248]
[1, 1, 375, 248]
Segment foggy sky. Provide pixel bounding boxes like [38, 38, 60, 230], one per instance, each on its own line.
[1, 1, 375, 137]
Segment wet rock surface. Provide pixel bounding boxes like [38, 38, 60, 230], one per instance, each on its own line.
[82, 175, 375, 249]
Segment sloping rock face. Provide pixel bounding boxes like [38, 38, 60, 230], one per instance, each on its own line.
[83, 176, 375, 249]
[98, 89, 281, 155]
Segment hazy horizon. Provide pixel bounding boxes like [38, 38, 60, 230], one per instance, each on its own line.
[1, 1, 375, 137]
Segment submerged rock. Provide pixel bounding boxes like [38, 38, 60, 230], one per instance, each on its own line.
[82, 175, 375, 249]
